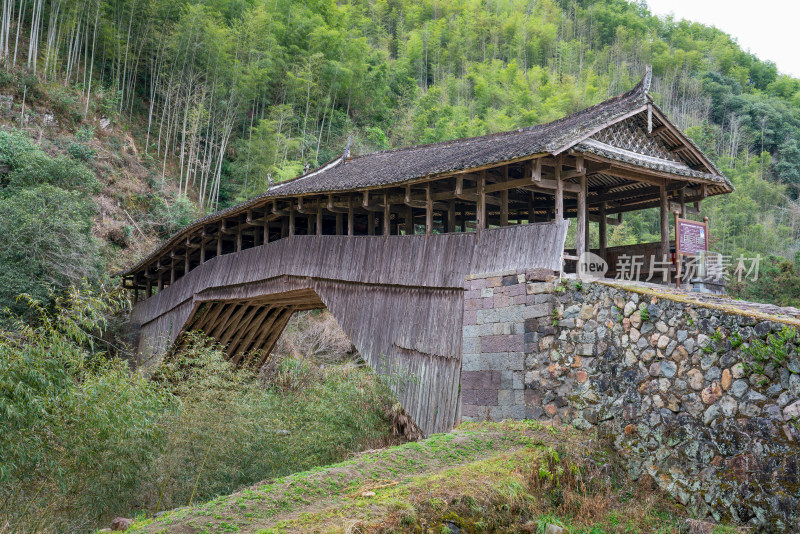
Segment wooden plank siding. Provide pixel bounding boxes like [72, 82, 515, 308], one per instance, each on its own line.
[130, 221, 569, 436]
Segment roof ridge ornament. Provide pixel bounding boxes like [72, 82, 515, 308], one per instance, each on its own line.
[343, 135, 353, 161]
[643, 65, 652, 94]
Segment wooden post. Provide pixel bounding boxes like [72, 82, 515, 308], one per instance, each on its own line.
[660, 181, 670, 261]
[289, 204, 295, 237]
[251, 212, 261, 247]
[316, 203, 323, 236]
[170, 259, 175, 284]
[528, 192, 535, 223]
[405, 205, 414, 235]
[217, 223, 223, 256]
[447, 200, 456, 233]
[477, 171, 486, 233]
[184, 249, 190, 273]
[157, 272, 164, 291]
[555, 158, 564, 221]
[599, 201, 607, 260]
[281, 218, 288, 238]
[459, 208, 466, 232]
[367, 211, 375, 236]
[425, 183, 433, 237]
[236, 224, 242, 252]
[200, 240, 206, 263]
[383, 194, 391, 236]
[335, 213, 343, 235]
[146, 280, 152, 298]
[348, 198, 354, 236]
[576, 173, 587, 257]
[679, 188, 687, 218]
[264, 218, 269, 244]
[674, 210, 681, 288]
[500, 166, 509, 226]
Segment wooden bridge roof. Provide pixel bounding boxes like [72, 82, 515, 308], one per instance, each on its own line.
[266, 73, 725, 197]
[121, 70, 731, 279]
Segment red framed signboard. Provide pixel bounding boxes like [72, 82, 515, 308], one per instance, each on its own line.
[675, 217, 708, 256]
[674, 214, 709, 288]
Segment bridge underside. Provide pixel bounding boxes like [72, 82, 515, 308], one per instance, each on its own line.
[131, 222, 568, 436]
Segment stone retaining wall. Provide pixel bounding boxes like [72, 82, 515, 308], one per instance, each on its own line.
[461, 270, 800, 531]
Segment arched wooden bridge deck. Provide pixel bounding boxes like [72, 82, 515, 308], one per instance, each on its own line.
[130, 221, 568, 436]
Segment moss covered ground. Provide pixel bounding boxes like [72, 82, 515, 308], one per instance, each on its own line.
[123, 420, 733, 534]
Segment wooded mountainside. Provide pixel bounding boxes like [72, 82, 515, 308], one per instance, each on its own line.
[2, 2, 800, 531]
[0, 0, 800, 310]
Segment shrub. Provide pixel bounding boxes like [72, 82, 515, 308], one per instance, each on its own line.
[141, 333, 395, 511]
[0, 288, 167, 532]
[48, 86, 82, 123]
[0, 291, 396, 532]
[68, 140, 97, 161]
[141, 193, 199, 237]
[7, 150, 101, 193]
[0, 185, 103, 319]
[0, 128, 38, 168]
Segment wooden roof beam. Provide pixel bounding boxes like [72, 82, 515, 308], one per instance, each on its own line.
[296, 197, 319, 215]
[326, 194, 350, 214]
[272, 200, 289, 216]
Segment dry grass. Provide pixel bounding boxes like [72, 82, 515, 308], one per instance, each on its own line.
[273, 310, 356, 364]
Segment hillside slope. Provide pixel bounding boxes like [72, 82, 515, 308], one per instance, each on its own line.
[0, 69, 199, 318]
[2, 0, 800, 309]
[126, 421, 711, 534]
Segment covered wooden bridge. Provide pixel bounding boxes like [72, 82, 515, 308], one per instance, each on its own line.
[121, 71, 730, 436]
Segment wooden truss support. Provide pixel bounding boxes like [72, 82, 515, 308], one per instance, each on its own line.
[255, 308, 296, 368]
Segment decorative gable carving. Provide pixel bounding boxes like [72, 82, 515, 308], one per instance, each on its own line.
[591, 116, 682, 163]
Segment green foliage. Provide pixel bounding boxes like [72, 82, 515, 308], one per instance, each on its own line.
[0, 185, 102, 319]
[68, 140, 96, 161]
[727, 255, 800, 307]
[143, 335, 395, 511]
[0, 128, 103, 319]
[0, 128, 38, 168]
[743, 326, 800, 377]
[141, 194, 200, 238]
[68, 126, 97, 161]
[6, 150, 100, 192]
[0, 287, 164, 532]
[0, 290, 395, 532]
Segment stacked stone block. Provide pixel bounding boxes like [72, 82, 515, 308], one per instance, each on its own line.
[461, 270, 555, 420]
[460, 272, 800, 530]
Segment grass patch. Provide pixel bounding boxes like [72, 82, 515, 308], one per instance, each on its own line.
[128, 420, 719, 533]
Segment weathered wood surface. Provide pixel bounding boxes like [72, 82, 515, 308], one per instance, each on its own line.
[131, 221, 568, 436]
